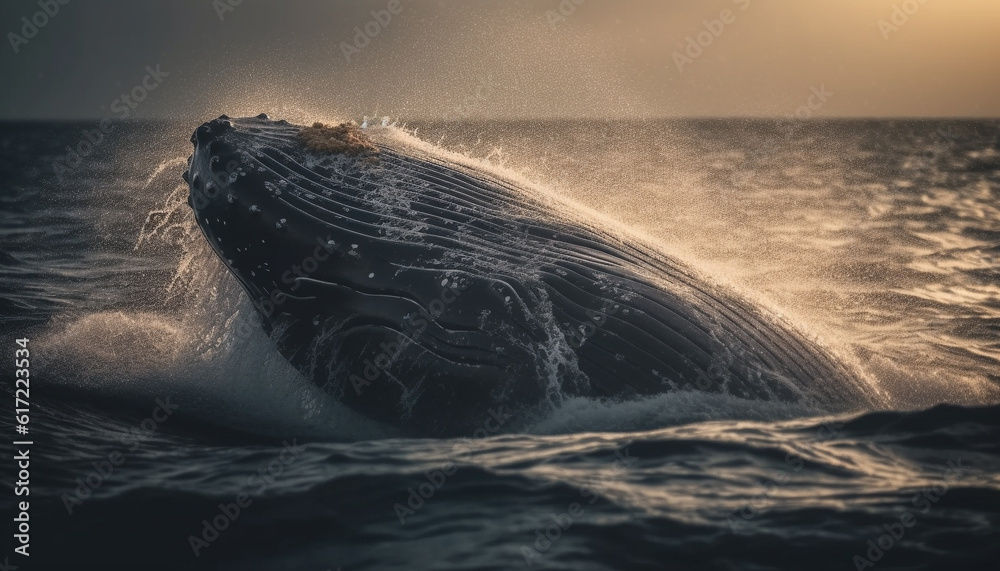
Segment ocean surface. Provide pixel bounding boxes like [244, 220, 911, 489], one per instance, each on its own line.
[1, 118, 999, 570]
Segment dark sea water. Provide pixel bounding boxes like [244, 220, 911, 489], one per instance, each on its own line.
[1, 119, 999, 570]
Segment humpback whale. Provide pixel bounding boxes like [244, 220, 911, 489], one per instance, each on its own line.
[183, 115, 872, 436]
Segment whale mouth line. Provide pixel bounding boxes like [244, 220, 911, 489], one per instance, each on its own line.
[182, 114, 877, 436]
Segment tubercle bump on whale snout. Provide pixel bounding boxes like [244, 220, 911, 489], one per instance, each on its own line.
[189, 117, 234, 146]
[184, 117, 231, 198]
[185, 120, 221, 213]
[190, 124, 212, 145]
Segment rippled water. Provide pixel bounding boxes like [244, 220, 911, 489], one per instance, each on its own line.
[1, 119, 998, 570]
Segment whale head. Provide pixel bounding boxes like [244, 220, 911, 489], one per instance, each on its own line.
[182, 114, 379, 324]
[182, 115, 548, 435]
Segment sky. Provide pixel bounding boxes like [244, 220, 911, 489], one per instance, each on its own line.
[0, 0, 998, 120]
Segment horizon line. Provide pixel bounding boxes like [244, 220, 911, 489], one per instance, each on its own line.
[0, 115, 998, 123]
